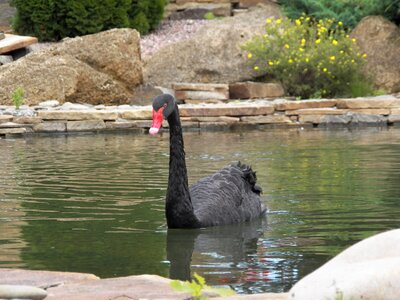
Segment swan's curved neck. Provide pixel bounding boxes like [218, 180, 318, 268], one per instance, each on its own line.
[166, 104, 200, 228]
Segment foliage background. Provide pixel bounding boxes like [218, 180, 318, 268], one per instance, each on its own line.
[279, 0, 400, 29]
[10, 0, 167, 41]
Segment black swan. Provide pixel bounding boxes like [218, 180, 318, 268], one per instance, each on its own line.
[149, 94, 266, 228]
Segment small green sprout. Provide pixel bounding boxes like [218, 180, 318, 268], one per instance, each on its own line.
[170, 273, 235, 300]
[11, 87, 25, 109]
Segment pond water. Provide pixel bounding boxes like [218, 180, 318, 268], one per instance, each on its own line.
[1, 127, 400, 293]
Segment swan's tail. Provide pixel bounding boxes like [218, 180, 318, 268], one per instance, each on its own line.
[236, 161, 263, 195]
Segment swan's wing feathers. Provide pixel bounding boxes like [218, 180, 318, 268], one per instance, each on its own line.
[190, 162, 264, 227]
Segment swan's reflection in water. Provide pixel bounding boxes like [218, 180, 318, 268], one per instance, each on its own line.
[166, 217, 272, 293]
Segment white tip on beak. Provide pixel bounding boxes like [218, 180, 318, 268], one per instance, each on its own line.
[149, 127, 160, 135]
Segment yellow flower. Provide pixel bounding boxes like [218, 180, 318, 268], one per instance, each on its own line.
[266, 18, 272, 24]
[284, 44, 290, 49]
[330, 56, 335, 61]
[351, 59, 355, 63]
[288, 59, 293, 64]
[295, 19, 301, 26]
[332, 40, 338, 45]
[305, 57, 309, 63]
[323, 68, 328, 72]
[299, 48, 305, 52]
[338, 21, 343, 26]
[352, 38, 356, 43]
[276, 19, 282, 24]
[301, 38, 306, 45]
[362, 53, 367, 58]
[247, 53, 252, 59]
[268, 61, 274, 66]
[254, 66, 259, 70]
[340, 50, 344, 54]
[315, 39, 321, 44]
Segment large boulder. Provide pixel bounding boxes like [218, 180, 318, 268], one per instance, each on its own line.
[351, 16, 400, 93]
[144, 4, 282, 88]
[0, 28, 143, 106]
[288, 229, 400, 300]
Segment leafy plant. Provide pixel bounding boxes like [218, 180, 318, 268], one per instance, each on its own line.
[279, 0, 400, 29]
[242, 16, 375, 99]
[10, 0, 167, 41]
[170, 273, 235, 300]
[11, 86, 25, 109]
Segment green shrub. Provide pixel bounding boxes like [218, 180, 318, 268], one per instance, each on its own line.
[279, 0, 400, 29]
[242, 16, 374, 99]
[10, 0, 167, 41]
[11, 87, 24, 109]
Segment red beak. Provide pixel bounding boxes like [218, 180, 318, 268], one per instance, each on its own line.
[149, 107, 164, 135]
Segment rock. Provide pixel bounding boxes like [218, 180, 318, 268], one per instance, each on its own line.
[119, 108, 152, 120]
[237, 0, 278, 9]
[0, 55, 13, 65]
[286, 108, 346, 116]
[167, 3, 231, 19]
[388, 115, 400, 123]
[0, 127, 26, 135]
[320, 115, 352, 125]
[229, 82, 285, 99]
[13, 116, 42, 124]
[67, 120, 106, 131]
[0, 285, 47, 300]
[337, 96, 400, 109]
[174, 83, 229, 101]
[288, 229, 400, 300]
[351, 113, 387, 124]
[351, 16, 400, 93]
[274, 99, 337, 111]
[46, 274, 192, 300]
[130, 84, 165, 106]
[144, 4, 282, 88]
[33, 121, 66, 132]
[38, 110, 119, 121]
[0, 268, 99, 288]
[241, 114, 292, 124]
[38, 100, 60, 108]
[59, 102, 92, 110]
[0, 29, 142, 106]
[180, 103, 274, 117]
[0, 115, 13, 123]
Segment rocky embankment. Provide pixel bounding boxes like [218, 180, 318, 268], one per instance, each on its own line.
[1, 95, 400, 138]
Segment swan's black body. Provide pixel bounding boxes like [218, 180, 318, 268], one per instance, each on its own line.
[151, 94, 265, 229]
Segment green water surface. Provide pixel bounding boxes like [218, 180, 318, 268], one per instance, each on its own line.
[0, 127, 399, 293]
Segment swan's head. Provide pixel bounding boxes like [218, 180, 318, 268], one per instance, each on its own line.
[149, 94, 176, 135]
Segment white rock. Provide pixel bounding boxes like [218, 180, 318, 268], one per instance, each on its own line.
[0, 285, 47, 300]
[59, 102, 92, 111]
[288, 229, 400, 300]
[38, 100, 60, 108]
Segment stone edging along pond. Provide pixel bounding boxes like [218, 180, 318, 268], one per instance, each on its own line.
[1, 95, 400, 138]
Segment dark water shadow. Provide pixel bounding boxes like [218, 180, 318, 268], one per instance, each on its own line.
[166, 217, 267, 281]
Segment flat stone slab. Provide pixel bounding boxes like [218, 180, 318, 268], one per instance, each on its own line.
[274, 99, 337, 110]
[46, 275, 191, 300]
[38, 110, 119, 121]
[174, 83, 229, 101]
[337, 97, 400, 109]
[0, 268, 99, 288]
[229, 82, 284, 99]
[0, 127, 26, 135]
[286, 108, 347, 115]
[0, 34, 38, 54]
[180, 103, 274, 117]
